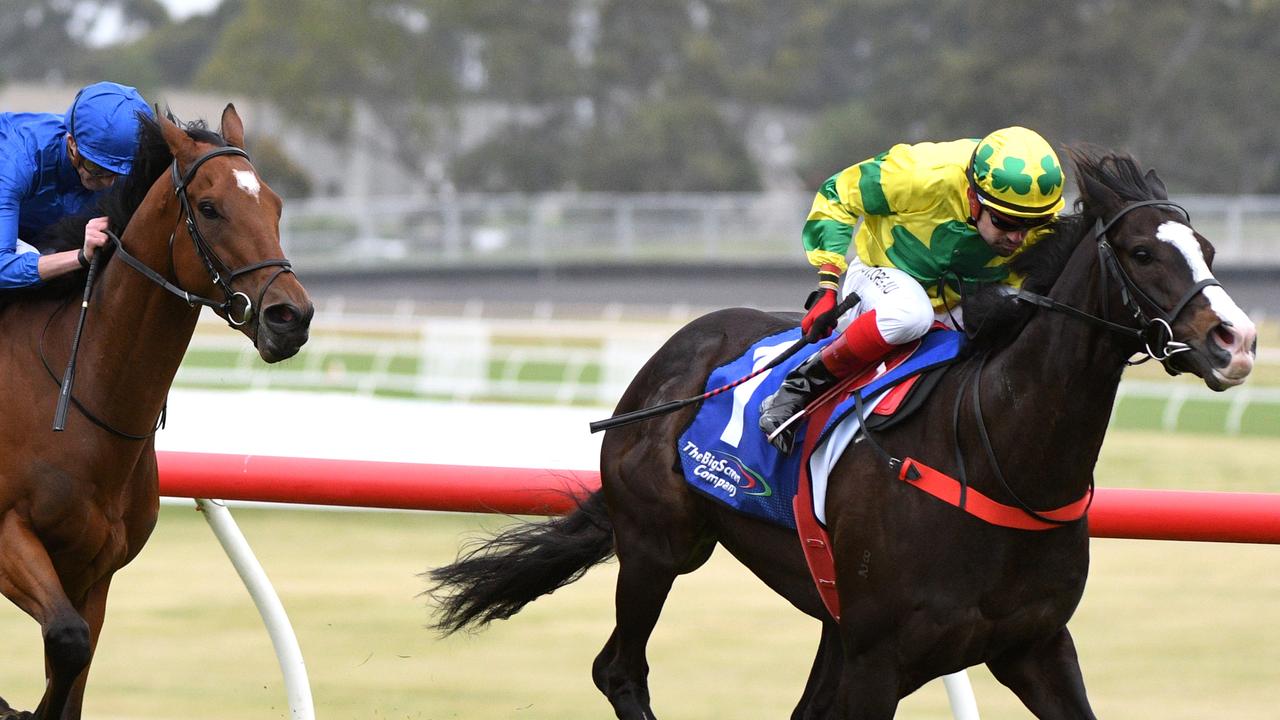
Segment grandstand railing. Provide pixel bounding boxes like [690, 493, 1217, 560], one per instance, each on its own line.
[280, 191, 1280, 271]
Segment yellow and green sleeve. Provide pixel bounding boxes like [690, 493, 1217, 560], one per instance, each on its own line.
[801, 153, 893, 271]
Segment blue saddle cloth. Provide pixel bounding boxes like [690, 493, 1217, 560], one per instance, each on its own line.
[677, 327, 965, 529]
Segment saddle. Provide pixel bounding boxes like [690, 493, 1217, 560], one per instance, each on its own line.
[676, 327, 968, 619]
[677, 328, 963, 519]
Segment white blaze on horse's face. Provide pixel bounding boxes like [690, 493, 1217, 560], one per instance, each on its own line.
[233, 169, 262, 202]
[1157, 221, 1257, 385]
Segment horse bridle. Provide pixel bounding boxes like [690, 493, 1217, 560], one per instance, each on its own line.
[1014, 199, 1221, 372]
[108, 145, 294, 340]
[44, 145, 294, 440]
[853, 200, 1222, 527]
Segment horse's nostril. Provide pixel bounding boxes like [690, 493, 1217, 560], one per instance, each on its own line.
[264, 304, 299, 327]
[1213, 324, 1235, 348]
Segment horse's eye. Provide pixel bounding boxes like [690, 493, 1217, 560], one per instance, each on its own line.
[1131, 246, 1154, 264]
[198, 201, 220, 220]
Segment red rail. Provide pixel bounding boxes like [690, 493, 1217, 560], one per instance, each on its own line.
[156, 451, 1280, 544]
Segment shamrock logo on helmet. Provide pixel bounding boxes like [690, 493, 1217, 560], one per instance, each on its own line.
[991, 157, 1033, 196]
[1038, 155, 1064, 196]
[970, 127, 1066, 217]
[972, 144, 995, 182]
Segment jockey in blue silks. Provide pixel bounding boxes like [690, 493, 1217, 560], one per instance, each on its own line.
[0, 81, 153, 289]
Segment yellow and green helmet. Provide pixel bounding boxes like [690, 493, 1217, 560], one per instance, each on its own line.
[967, 126, 1065, 219]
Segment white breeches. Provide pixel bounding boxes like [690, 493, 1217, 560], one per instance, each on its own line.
[835, 256, 962, 342]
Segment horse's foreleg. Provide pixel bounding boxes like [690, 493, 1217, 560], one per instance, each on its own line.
[58, 576, 113, 720]
[986, 628, 1097, 720]
[0, 513, 91, 720]
[833, 640, 902, 720]
[791, 620, 842, 720]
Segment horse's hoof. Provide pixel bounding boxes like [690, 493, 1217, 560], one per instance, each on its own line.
[0, 699, 33, 720]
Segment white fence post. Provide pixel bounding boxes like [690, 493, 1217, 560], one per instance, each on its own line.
[196, 498, 315, 720]
[943, 670, 981, 719]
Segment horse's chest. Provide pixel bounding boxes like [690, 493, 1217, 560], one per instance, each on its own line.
[966, 537, 1090, 639]
[33, 470, 152, 587]
[45, 503, 128, 550]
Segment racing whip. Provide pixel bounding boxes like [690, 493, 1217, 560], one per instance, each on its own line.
[54, 247, 104, 431]
[588, 292, 859, 433]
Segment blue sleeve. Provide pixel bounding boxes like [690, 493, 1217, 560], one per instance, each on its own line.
[0, 160, 45, 289]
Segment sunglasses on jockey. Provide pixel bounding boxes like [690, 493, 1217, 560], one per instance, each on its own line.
[74, 150, 117, 180]
[983, 203, 1051, 233]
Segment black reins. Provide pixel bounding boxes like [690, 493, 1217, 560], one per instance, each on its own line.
[1013, 199, 1220, 370]
[48, 144, 294, 437]
[958, 199, 1217, 524]
[855, 199, 1218, 526]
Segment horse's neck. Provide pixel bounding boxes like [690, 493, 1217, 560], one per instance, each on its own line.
[72, 201, 202, 434]
[979, 237, 1130, 502]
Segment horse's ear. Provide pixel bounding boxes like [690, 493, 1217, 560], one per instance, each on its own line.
[157, 112, 197, 162]
[220, 104, 246, 149]
[1144, 168, 1169, 200]
[1078, 170, 1122, 215]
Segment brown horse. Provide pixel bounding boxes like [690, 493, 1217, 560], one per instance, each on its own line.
[428, 148, 1256, 719]
[0, 106, 312, 720]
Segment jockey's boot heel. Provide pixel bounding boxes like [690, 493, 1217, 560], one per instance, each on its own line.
[758, 353, 840, 454]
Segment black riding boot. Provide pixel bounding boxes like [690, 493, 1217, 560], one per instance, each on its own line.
[758, 353, 840, 454]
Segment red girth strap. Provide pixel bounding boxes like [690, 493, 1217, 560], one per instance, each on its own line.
[899, 458, 1092, 530]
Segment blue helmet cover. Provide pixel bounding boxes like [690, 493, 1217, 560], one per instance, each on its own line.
[65, 81, 154, 175]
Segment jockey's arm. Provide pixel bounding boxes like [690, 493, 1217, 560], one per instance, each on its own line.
[802, 168, 862, 275]
[0, 195, 43, 290]
[36, 217, 108, 282]
[36, 249, 86, 281]
[796, 162, 880, 335]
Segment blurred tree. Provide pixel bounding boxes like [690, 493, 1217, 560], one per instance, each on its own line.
[708, 0, 874, 106]
[573, 1, 765, 191]
[591, 0, 698, 102]
[577, 94, 760, 192]
[85, 0, 242, 89]
[790, 0, 1280, 194]
[450, 113, 576, 192]
[8, 0, 1275, 194]
[429, 0, 584, 103]
[1, 1, 87, 82]
[246, 133, 314, 198]
[0, 0, 174, 83]
[196, 0, 459, 158]
[795, 100, 889, 189]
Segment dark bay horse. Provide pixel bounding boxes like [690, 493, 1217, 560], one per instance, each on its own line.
[429, 148, 1256, 719]
[0, 106, 312, 720]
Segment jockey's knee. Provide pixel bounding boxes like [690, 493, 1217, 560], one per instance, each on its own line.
[875, 303, 935, 345]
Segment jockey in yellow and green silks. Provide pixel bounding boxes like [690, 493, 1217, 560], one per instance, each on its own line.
[760, 127, 1066, 453]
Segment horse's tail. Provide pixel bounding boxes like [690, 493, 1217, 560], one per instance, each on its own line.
[426, 490, 615, 635]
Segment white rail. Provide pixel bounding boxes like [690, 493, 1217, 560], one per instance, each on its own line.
[196, 498, 315, 720]
[180, 311, 1280, 435]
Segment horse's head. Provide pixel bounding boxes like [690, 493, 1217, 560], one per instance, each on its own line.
[1074, 152, 1256, 390]
[157, 105, 313, 362]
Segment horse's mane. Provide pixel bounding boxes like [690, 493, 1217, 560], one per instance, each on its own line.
[960, 145, 1167, 355]
[20, 112, 228, 300]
